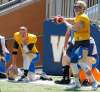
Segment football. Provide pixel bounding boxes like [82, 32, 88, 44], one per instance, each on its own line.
[7, 64, 18, 80]
[54, 16, 64, 24]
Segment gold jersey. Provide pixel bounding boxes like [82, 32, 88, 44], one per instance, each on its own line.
[74, 13, 90, 41]
[14, 32, 38, 54]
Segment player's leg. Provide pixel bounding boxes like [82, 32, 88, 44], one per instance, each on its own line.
[55, 54, 71, 84]
[55, 43, 74, 84]
[69, 47, 82, 88]
[17, 53, 32, 81]
[28, 53, 40, 81]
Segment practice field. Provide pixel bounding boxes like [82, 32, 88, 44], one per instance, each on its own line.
[0, 76, 100, 92]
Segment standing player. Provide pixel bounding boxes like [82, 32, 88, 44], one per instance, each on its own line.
[54, 0, 98, 90]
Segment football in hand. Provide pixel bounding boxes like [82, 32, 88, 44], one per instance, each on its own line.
[54, 16, 64, 24]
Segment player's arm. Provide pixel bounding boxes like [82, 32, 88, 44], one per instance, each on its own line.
[12, 40, 19, 65]
[64, 18, 85, 32]
[65, 18, 74, 24]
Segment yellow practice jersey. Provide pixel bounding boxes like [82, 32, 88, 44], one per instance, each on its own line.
[74, 13, 90, 41]
[14, 32, 38, 54]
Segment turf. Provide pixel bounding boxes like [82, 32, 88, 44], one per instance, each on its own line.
[0, 76, 100, 92]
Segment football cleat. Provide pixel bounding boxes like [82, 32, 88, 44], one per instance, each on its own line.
[55, 79, 70, 84]
[17, 75, 27, 82]
[92, 81, 98, 91]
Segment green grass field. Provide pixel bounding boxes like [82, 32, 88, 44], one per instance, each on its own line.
[0, 76, 100, 92]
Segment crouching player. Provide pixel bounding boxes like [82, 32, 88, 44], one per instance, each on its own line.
[8, 26, 40, 81]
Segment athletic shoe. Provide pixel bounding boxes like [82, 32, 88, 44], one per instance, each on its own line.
[17, 75, 27, 82]
[65, 82, 81, 90]
[0, 73, 7, 78]
[55, 79, 70, 84]
[8, 77, 15, 80]
[82, 79, 90, 86]
[40, 73, 52, 81]
[92, 81, 98, 91]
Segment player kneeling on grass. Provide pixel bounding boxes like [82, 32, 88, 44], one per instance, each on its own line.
[8, 26, 40, 82]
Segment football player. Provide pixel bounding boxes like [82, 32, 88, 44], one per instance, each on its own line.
[10, 26, 40, 81]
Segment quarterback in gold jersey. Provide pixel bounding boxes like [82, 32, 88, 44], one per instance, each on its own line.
[54, 0, 98, 90]
[10, 26, 40, 81]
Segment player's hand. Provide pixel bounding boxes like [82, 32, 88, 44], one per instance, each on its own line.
[63, 44, 67, 51]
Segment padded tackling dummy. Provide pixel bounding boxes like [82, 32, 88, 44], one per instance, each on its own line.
[79, 55, 100, 82]
[43, 19, 67, 75]
[79, 35, 100, 82]
[78, 48, 100, 82]
[70, 46, 100, 82]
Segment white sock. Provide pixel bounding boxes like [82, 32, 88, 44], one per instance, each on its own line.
[75, 77, 81, 87]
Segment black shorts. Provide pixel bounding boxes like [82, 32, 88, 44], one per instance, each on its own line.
[67, 40, 90, 63]
[74, 40, 90, 49]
